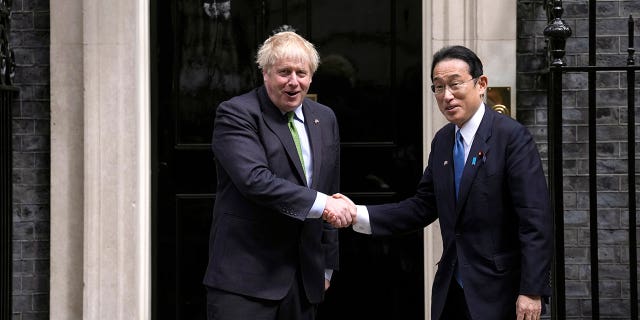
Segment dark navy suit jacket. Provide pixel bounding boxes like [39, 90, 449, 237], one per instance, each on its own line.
[368, 106, 552, 319]
[203, 86, 340, 304]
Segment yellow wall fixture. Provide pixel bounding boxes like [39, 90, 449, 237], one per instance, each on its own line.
[486, 86, 511, 117]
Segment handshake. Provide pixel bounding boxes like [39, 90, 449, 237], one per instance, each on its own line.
[322, 193, 357, 228]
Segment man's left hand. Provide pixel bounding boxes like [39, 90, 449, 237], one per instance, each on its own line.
[516, 294, 541, 320]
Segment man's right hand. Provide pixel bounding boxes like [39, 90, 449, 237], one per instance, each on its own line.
[323, 195, 356, 228]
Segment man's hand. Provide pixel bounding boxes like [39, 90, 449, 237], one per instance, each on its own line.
[516, 294, 541, 320]
[332, 193, 355, 206]
[323, 195, 356, 228]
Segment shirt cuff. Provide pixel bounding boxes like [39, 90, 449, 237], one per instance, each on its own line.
[352, 205, 372, 234]
[325, 269, 333, 281]
[307, 192, 327, 219]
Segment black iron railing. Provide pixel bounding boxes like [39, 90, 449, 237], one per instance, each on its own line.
[544, 1, 639, 319]
[0, 90, 11, 320]
[0, 86, 16, 320]
[0, 0, 17, 317]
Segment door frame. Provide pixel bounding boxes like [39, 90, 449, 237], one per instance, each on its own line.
[48, 0, 517, 318]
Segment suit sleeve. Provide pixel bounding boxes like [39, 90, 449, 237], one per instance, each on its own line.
[506, 124, 553, 297]
[212, 99, 317, 220]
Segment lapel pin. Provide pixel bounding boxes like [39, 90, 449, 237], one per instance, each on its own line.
[472, 157, 477, 166]
[444, 160, 448, 166]
[478, 151, 486, 163]
[314, 119, 319, 125]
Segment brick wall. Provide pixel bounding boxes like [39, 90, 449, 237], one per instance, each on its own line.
[11, 0, 50, 318]
[518, 0, 640, 318]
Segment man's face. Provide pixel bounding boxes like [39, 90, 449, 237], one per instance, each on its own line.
[263, 57, 312, 112]
[432, 58, 487, 127]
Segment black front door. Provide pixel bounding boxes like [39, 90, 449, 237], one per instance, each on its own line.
[152, 1, 424, 319]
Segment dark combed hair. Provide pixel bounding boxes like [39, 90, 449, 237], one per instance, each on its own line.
[430, 45, 484, 80]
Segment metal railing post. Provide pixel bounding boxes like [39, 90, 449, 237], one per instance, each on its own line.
[544, 1, 571, 318]
[626, 15, 637, 320]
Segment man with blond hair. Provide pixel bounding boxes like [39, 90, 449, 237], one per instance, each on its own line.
[203, 28, 353, 320]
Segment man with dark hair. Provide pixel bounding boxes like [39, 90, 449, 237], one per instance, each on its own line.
[329, 45, 553, 320]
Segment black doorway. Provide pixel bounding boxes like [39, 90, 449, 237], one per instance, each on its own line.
[151, 1, 424, 319]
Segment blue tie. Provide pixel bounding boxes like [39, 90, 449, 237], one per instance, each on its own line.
[453, 130, 465, 287]
[454, 130, 465, 199]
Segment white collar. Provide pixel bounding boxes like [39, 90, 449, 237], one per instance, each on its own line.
[283, 105, 305, 122]
[457, 103, 485, 145]
[293, 105, 305, 122]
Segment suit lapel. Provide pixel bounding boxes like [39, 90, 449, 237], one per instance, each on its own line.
[258, 86, 307, 185]
[303, 101, 322, 189]
[455, 108, 494, 216]
[438, 124, 458, 216]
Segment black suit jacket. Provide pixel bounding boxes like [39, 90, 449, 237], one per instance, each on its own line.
[203, 86, 340, 304]
[368, 106, 552, 319]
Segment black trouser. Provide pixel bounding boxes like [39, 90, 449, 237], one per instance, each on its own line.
[206, 272, 316, 320]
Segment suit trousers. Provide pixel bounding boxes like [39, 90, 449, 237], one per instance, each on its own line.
[440, 277, 471, 320]
[206, 270, 316, 320]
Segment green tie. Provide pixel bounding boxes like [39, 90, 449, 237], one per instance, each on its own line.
[287, 112, 306, 177]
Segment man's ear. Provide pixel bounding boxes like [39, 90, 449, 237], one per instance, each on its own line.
[477, 75, 488, 95]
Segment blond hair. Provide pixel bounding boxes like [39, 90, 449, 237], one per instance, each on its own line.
[256, 31, 320, 74]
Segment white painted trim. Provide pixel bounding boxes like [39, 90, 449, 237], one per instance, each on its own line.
[50, 0, 84, 318]
[422, 2, 435, 319]
[137, 0, 152, 317]
[81, 0, 150, 316]
[51, 0, 151, 318]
